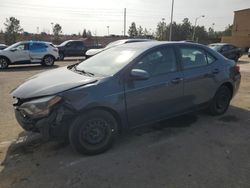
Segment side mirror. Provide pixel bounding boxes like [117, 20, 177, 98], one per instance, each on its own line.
[10, 48, 17, 52]
[130, 69, 149, 80]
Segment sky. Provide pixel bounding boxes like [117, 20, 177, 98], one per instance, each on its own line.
[0, 0, 249, 36]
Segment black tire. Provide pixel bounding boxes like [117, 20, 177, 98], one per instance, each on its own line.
[59, 52, 64, 61]
[0, 57, 9, 69]
[69, 110, 118, 155]
[208, 86, 232, 116]
[234, 55, 239, 62]
[42, 55, 55, 66]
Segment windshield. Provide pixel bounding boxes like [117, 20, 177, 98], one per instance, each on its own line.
[208, 44, 222, 51]
[59, 41, 70, 46]
[4, 42, 22, 51]
[76, 46, 143, 76]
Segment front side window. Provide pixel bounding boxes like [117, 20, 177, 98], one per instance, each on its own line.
[134, 47, 177, 77]
[16, 44, 26, 51]
[180, 47, 207, 69]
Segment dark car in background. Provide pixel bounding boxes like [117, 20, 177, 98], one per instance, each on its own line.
[11, 42, 241, 155]
[85, 39, 153, 58]
[0, 44, 8, 50]
[57, 40, 88, 60]
[208, 43, 242, 62]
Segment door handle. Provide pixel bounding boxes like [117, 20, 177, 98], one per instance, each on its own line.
[171, 78, 183, 84]
[212, 69, 220, 74]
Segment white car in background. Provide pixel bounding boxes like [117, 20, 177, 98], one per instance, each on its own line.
[248, 47, 250, 57]
[0, 41, 59, 69]
[85, 39, 153, 58]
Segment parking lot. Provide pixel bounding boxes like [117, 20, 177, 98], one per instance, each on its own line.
[0, 56, 250, 188]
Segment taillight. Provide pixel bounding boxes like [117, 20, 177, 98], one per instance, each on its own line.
[53, 48, 58, 52]
[234, 65, 240, 72]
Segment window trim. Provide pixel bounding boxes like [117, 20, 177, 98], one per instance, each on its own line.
[177, 45, 217, 70]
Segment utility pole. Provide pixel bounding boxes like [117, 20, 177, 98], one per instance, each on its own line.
[107, 26, 110, 36]
[161, 18, 165, 41]
[124, 8, 126, 36]
[51, 22, 54, 35]
[169, 0, 174, 41]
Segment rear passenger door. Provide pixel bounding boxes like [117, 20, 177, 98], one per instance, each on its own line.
[74, 41, 86, 56]
[177, 45, 219, 108]
[29, 42, 48, 63]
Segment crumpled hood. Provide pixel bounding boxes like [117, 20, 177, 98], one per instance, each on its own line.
[11, 66, 99, 99]
[85, 48, 104, 56]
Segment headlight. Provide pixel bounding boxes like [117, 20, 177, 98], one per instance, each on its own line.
[18, 96, 61, 118]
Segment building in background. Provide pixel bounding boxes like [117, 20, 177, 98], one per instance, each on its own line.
[222, 8, 250, 50]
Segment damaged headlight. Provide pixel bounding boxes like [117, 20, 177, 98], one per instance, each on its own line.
[18, 96, 61, 118]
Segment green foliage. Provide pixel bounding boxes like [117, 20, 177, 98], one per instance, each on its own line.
[138, 26, 143, 36]
[222, 24, 233, 36]
[53, 23, 62, 36]
[82, 29, 87, 38]
[4, 17, 23, 45]
[128, 22, 138, 37]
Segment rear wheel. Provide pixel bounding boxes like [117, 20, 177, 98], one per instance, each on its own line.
[59, 52, 64, 61]
[234, 55, 239, 62]
[208, 86, 232, 116]
[42, 55, 55, 66]
[0, 57, 9, 69]
[69, 110, 118, 155]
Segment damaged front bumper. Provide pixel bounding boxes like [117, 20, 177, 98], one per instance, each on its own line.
[15, 104, 75, 140]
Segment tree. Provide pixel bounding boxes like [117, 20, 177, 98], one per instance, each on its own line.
[143, 28, 149, 36]
[82, 29, 87, 38]
[87, 30, 92, 37]
[179, 18, 192, 40]
[223, 24, 233, 36]
[155, 20, 167, 40]
[128, 22, 138, 37]
[138, 25, 143, 37]
[53, 23, 62, 37]
[4, 17, 23, 44]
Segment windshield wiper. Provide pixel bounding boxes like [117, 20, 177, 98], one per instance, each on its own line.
[73, 65, 95, 77]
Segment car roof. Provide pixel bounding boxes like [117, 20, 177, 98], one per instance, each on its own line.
[209, 43, 228, 46]
[17, 41, 51, 44]
[117, 41, 206, 50]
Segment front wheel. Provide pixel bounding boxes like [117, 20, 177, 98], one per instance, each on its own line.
[59, 52, 64, 61]
[0, 57, 9, 69]
[42, 55, 55, 66]
[69, 110, 118, 155]
[208, 86, 232, 116]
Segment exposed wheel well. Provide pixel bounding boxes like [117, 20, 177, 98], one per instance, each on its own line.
[221, 82, 233, 98]
[0, 56, 11, 63]
[79, 107, 123, 133]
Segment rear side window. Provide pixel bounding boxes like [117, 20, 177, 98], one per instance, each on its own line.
[206, 53, 216, 64]
[30, 43, 47, 52]
[180, 46, 219, 69]
[134, 47, 177, 77]
[74, 41, 85, 48]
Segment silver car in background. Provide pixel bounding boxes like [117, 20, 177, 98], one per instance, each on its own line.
[0, 41, 59, 69]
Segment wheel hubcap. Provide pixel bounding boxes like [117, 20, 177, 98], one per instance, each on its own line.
[216, 92, 229, 110]
[45, 57, 53, 65]
[81, 119, 108, 145]
[0, 59, 7, 68]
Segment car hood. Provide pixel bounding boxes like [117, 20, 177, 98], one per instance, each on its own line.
[11, 66, 99, 99]
[86, 48, 104, 56]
